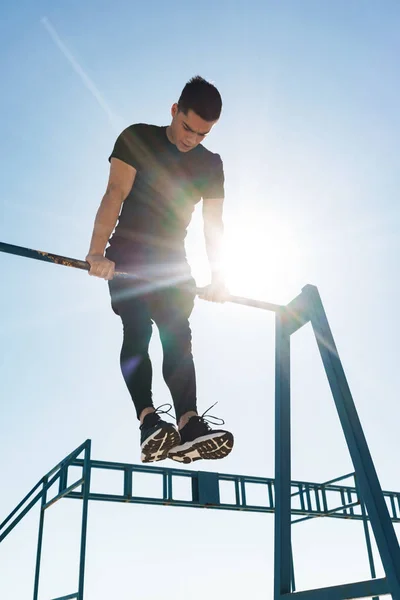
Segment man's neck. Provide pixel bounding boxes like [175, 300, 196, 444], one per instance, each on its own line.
[165, 125, 175, 145]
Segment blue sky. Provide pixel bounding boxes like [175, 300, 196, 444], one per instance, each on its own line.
[1, 1, 400, 598]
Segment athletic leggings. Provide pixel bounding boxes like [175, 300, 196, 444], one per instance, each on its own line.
[108, 276, 197, 422]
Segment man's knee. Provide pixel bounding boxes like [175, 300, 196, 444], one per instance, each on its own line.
[160, 323, 193, 355]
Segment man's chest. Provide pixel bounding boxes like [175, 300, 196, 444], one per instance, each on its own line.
[136, 154, 204, 203]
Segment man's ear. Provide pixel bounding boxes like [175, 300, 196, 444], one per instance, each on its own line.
[171, 103, 179, 118]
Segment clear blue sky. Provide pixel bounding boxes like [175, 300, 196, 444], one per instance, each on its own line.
[1, 1, 400, 598]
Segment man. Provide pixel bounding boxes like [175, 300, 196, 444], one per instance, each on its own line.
[86, 76, 233, 464]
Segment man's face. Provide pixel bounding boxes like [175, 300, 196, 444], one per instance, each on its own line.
[169, 104, 218, 152]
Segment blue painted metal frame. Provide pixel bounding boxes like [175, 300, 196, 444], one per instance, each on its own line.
[274, 284, 400, 600]
[2, 445, 400, 599]
[0, 249, 398, 599]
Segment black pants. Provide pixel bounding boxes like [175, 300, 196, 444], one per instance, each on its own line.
[108, 276, 198, 422]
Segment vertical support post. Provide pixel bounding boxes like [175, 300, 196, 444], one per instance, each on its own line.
[33, 477, 48, 600]
[303, 284, 400, 599]
[360, 500, 379, 600]
[77, 441, 91, 600]
[290, 541, 296, 592]
[274, 309, 292, 599]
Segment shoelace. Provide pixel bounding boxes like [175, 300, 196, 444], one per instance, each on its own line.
[154, 403, 175, 419]
[197, 402, 225, 427]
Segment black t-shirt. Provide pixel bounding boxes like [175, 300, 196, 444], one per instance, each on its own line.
[106, 123, 224, 272]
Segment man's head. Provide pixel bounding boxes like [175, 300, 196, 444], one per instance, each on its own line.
[167, 76, 222, 153]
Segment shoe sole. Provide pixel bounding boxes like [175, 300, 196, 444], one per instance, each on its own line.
[168, 431, 234, 464]
[141, 426, 181, 463]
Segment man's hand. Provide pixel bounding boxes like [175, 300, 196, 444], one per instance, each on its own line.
[86, 254, 115, 280]
[199, 273, 229, 303]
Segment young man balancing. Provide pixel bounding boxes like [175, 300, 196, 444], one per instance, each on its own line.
[86, 76, 233, 464]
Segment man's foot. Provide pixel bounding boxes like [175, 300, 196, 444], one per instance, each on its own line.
[168, 414, 234, 464]
[140, 410, 180, 463]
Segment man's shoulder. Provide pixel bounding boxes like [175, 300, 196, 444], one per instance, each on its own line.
[120, 123, 163, 139]
[194, 143, 223, 169]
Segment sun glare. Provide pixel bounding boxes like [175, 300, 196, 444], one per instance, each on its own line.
[223, 215, 300, 301]
[187, 210, 301, 303]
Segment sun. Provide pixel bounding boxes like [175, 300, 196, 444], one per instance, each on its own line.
[187, 209, 302, 302]
[222, 214, 301, 301]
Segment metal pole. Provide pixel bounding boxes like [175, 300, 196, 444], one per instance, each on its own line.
[0, 241, 282, 312]
[274, 309, 292, 599]
[77, 441, 92, 600]
[33, 477, 48, 600]
[303, 284, 400, 599]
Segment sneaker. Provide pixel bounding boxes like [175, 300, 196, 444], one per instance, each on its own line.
[140, 404, 180, 463]
[168, 405, 234, 464]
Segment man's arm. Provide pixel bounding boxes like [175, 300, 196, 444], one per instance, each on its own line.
[203, 197, 224, 276]
[86, 157, 136, 279]
[202, 197, 228, 301]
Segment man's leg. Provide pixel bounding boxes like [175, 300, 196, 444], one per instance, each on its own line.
[109, 278, 154, 419]
[108, 278, 180, 462]
[152, 284, 234, 464]
[150, 285, 198, 425]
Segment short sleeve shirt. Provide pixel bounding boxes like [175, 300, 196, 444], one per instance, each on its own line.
[106, 123, 224, 267]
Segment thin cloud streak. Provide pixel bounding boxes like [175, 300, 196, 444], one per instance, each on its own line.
[41, 16, 122, 131]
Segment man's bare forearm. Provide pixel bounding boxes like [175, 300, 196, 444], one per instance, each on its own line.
[204, 220, 224, 277]
[87, 187, 124, 256]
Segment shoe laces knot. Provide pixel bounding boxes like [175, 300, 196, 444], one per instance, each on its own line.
[198, 402, 225, 427]
[154, 403, 175, 419]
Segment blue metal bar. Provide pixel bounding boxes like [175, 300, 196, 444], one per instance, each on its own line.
[303, 284, 400, 599]
[0, 442, 89, 543]
[282, 291, 311, 335]
[305, 484, 312, 512]
[45, 440, 89, 480]
[317, 472, 356, 487]
[240, 477, 247, 508]
[43, 478, 85, 510]
[340, 489, 346, 515]
[274, 309, 292, 599]
[390, 495, 397, 520]
[50, 594, 78, 600]
[33, 477, 48, 600]
[268, 482, 274, 508]
[290, 541, 296, 593]
[279, 576, 388, 599]
[58, 458, 400, 522]
[360, 500, 378, 600]
[0, 473, 59, 543]
[321, 486, 328, 513]
[167, 472, 173, 502]
[59, 466, 68, 495]
[123, 467, 132, 498]
[346, 488, 354, 516]
[0, 479, 43, 532]
[235, 479, 241, 507]
[292, 501, 360, 524]
[77, 441, 91, 600]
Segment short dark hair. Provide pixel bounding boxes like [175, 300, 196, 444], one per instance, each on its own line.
[177, 76, 222, 122]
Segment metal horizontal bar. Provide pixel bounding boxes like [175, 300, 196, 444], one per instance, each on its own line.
[49, 594, 78, 600]
[43, 478, 85, 510]
[0, 241, 283, 311]
[65, 491, 269, 512]
[64, 491, 378, 522]
[292, 501, 361, 524]
[69, 458, 400, 520]
[318, 472, 355, 487]
[281, 576, 388, 599]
